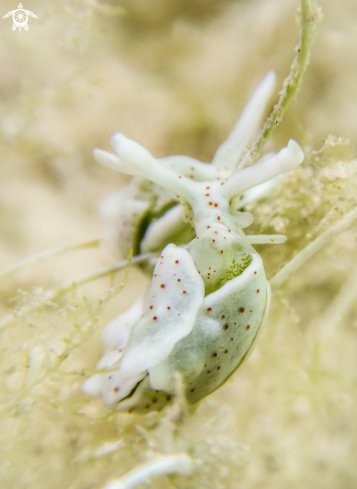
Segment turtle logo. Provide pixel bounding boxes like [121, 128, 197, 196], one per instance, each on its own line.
[3, 3, 38, 32]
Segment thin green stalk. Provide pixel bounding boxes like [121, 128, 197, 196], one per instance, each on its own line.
[0, 252, 156, 333]
[238, 0, 322, 169]
[270, 206, 357, 290]
[0, 239, 100, 280]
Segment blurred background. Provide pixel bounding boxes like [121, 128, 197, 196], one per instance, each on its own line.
[1, 1, 357, 488]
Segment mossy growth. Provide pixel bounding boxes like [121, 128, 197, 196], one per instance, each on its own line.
[218, 255, 253, 289]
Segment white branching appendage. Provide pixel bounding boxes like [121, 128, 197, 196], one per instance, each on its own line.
[102, 454, 194, 489]
[83, 76, 305, 413]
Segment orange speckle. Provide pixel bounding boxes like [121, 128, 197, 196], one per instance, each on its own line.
[175, 260, 179, 264]
[217, 216, 221, 220]
[205, 193, 210, 196]
[183, 290, 187, 294]
[246, 325, 250, 330]
[209, 201, 213, 205]
[160, 284, 165, 288]
[207, 225, 211, 229]
[221, 315, 225, 319]
[212, 239, 215, 242]
[214, 203, 218, 207]
[207, 307, 212, 311]
[167, 306, 171, 310]
[113, 387, 119, 392]
[256, 289, 260, 293]
[206, 186, 210, 189]
[239, 307, 245, 313]
[149, 305, 153, 310]
[254, 271, 257, 275]
[153, 316, 157, 320]
[178, 176, 182, 178]
[228, 229, 231, 232]
[220, 250, 223, 254]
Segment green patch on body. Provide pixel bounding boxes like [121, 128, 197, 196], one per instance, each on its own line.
[218, 254, 252, 288]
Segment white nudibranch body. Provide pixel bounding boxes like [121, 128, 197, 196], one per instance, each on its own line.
[83, 73, 304, 413]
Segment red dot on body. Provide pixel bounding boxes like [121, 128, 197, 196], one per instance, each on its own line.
[153, 316, 157, 320]
[221, 315, 225, 319]
[167, 307, 171, 310]
[209, 202, 213, 205]
[224, 350, 228, 354]
[220, 250, 223, 254]
[183, 291, 187, 294]
[212, 239, 215, 242]
[217, 216, 221, 221]
[175, 260, 179, 264]
[214, 203, 218, 207]
[113, 387, 119, 392]
[207, 307, 212, 311]
[149, 306, 153, 310]
[254, 271, 257, 275]
[257, 289, 260, 293]
[224, 324, 229, 330]
[239, 308, 245, 313]
[160, 284, 165, 288]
